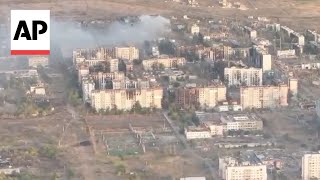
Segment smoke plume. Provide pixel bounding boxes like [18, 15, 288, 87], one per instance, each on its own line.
[51, 15, 170, 57]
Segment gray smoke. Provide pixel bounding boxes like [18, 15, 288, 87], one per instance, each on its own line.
[51, 15, 171, 57]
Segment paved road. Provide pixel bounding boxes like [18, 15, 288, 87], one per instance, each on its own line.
[64, 105, 96, 180]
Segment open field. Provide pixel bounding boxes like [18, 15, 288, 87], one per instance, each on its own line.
[0, 107, 84, 179]
[1, 0, 320, 30]
[85, 113, 213, 179]
[86, 113, 169, 130]
[259, 109, 319, 150]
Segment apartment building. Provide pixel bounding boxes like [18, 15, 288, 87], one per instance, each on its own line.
[73, 49, 105, 67]
[95, 47, 112, 60]
[302, 152, 320, 180]
[73, 48, 113, 66]
[250, 45, 271, 72]
[289, 78, 298, 97]
[151, 46, 160, 57]
[78, 65, 89, 83]
[74, 56, 85, 67]
[82, 77, 95, 103]
[113, 47, 139, 61]
[28, 56, 49, 68]
[280, 26, 305, 46]
[91, 87, 163, 111]
[224, 67, 263, 87]
[306, 29, 320, 43]
[142, 56, 186, 70]
[112, 79, 150, 90]
[91, 72, 125, 89]
[175, 87, 197, 108]
[243, 26, 257, 39]
[0, 69, 38, 78]
[219, 154, 267, 180]
[176, 45, 224, 61]
[175, 84, 226, 109]
[124, 60, 134, 72]
[73, 48, 104, 63]
[109, 59, 119, 72]
[84, 59, 106, 67]
[240, 84, 288, 109]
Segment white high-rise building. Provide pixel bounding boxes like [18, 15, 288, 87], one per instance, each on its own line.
[82, 77, 95, 103]
[113, 47, 139, 61]
[224, 67, 263, 87]
[28, 56, 49, 68]
[240, 84, 289, 109]
[151, 46, 160, 57]
[289, 78, 298, 97]
[219, 154, 267, 180]
[250, 45, 272, 72]
[91, 87, 163, 111]
[109, 59, 119, 72]
[302, 152, 320, 180]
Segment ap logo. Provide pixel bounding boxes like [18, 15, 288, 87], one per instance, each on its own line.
[11, 10, 50, 55]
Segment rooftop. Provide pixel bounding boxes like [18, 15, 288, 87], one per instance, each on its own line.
[186, 125, 209, 132]
[225, 66, 262, 70]
[221, 113, 261, 123]
[196, 112, 262, 125]
[222, 150, 264, 166]
[196, 112, 221, 125]
[239, 150, 263, 165]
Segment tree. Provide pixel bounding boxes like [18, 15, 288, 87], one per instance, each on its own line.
[181, 114, 192, 126]
[173, 82, 180, 88]
[39, 145, 58, 159]
[198, 33, 204, 44]
[168, 91, 176, 104]
[168, 104, 180, 120]
[37, 65, 52, 84]
[118, 60, 126, 72]
[132, 101, 142, 113]
[159, 63, 165, 71]
[133, 59, 142, 65]
[151, 63, 159, 71]
[50, 172, 59, 180]
[191, 113, 200, 126]
[185, 51, 199, 62]
[67, 89, 81, 106]
[66, 168, 75, 180]
[192, 33, 204, 45]
[111, 105, 118, 114]
[116, 164, 126, 175]
[158, 40, 176, 55]
[16, 172, 37, 180]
